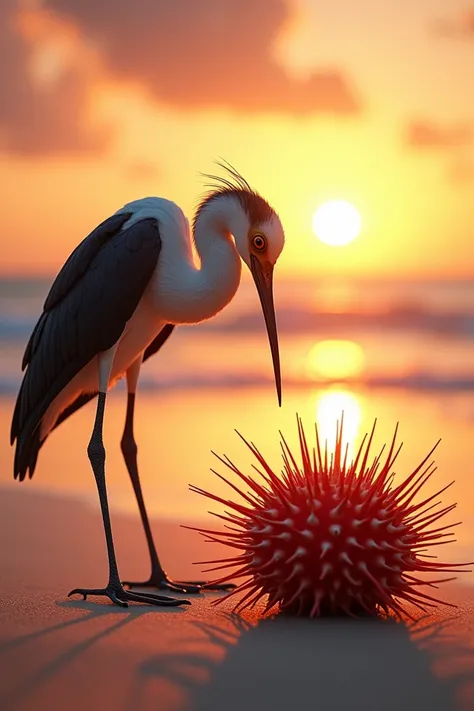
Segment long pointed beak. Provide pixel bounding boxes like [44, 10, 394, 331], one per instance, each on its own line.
[250, 255, 282, 406]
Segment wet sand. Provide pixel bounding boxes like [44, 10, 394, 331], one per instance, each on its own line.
[0, 487, 473, 711]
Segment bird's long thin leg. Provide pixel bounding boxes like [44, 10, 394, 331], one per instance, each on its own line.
[121, 357, 235, 595]
[68, 346, 189, 608]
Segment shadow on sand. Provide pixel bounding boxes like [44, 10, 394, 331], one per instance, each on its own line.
[0, 597, 473, 710]
[0, 599, 186, 710]
[132, 611, 474, 711]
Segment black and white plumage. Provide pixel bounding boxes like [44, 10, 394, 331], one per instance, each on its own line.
[10, 163, 285, 608]
[12, 213, 161, 478]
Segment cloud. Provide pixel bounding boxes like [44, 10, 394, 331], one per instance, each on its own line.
[405, 121, 473, 149]
[433, 10, 474, 39]
[0, 1, 108, 156]
[44, 0, 361, 115]
[123, 160, 162, 182]
[405, 120, 474, 187]
[449, 157, 474, 185]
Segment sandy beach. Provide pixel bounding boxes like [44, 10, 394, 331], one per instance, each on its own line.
[1, 486, 473, 711]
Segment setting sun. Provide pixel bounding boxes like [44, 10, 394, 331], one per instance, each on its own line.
[312, 200, 361, 247]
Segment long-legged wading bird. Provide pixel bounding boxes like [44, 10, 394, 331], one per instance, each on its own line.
[10, 162, 285, 608]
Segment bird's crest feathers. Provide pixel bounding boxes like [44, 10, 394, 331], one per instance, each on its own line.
[193, 159, 276, 234]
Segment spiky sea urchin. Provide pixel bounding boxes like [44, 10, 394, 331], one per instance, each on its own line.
[189, 417, 472, 619]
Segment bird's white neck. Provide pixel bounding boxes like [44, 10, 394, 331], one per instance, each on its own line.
[145, 195, 245, 324]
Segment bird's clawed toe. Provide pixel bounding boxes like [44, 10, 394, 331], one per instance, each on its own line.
[122, 575, 202, 594]
[188, 580, 237, 592]
[68, 587, 129, 607]
[122, 575, 236, 594]
[157, 579, 203, 594]
[67, 584, 189, 607]
[124, 590, 191, 606]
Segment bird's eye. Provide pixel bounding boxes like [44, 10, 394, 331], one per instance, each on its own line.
[252, 234, 267, 251]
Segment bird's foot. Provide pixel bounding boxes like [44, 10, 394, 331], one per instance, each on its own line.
[67, 583, 191, 607]
[180, 579, 237, 592]
[122, 573, 236, 595]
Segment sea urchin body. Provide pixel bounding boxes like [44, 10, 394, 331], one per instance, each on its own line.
[190, 417, 472, 619]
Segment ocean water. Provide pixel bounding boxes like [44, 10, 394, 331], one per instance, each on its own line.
[2, 275, 474, 394]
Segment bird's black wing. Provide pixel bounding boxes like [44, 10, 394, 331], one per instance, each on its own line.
[49, 323, 176, 434]
[21, 213, 132, 370]
[143, 323, 175, 361]
[11, 213, 162, 481]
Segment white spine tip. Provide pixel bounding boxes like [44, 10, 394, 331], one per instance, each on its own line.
[343, 568, 361, 586]
[366, 538, 380, 549]
[347, 536, 364, 549]
[320, 541, 332, 558]
[287, 546, 307, 564]
[329, 504, 343, 518]
[387, 523, 405, 534]
[339, 552, 353, 565]
[320, 562, 333, 580]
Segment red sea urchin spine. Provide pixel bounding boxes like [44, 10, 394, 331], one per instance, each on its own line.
[188, 417, 473, 619]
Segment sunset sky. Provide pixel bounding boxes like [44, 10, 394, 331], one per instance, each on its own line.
[1, 0, 473, 277]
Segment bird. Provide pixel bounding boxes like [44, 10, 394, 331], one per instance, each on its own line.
[10, 161, 285, 608]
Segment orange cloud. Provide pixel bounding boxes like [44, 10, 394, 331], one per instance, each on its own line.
[0, 1, 108, 156]
[433, 9, 474, 39]
[123, 160, 162, 182]
[45, 0, 361, 115]
[405, 121, 473, 149]
[449, 157, 474, 185]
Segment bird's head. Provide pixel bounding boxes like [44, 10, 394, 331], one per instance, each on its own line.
[197, 161, 285, 405]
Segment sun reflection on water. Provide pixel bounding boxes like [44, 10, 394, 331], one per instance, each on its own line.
[314, 388, 363, 460]
[307, 339, 365, 381]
